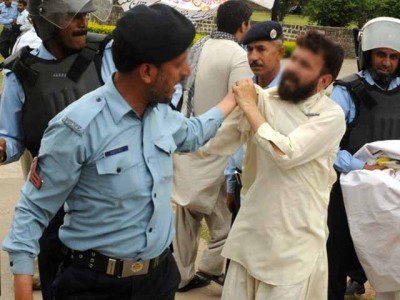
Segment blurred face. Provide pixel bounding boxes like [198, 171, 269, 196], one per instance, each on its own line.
[17, 2, 26, 12]
[54, 13, 89, 52]
[370, 47, 400, 77]
[148, 51, 191, 103]
[4, 0, 12, 7]
[278, 47, 326, 103]
[247, 40, 283, 79]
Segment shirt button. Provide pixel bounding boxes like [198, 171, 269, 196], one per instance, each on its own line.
[153, 193, 157, 198]
[96, 98, 102, 102]
[149, 228, 153, 233]
[116, 167, 121, 173]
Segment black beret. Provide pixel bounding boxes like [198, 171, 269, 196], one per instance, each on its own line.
[243, 21, 283, 45]
[113, 4, 195, 64]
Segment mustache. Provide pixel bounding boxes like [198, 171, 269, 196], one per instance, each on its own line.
[282, 70, 300, 84]
[249, 61, 263, 68]
[72, 29, 88, 36]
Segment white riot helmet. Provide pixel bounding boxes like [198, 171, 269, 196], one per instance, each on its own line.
[358, 17, 400, 73]
[28, 0, 113, 42]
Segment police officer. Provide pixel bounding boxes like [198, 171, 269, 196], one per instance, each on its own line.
[2, 4, 237, 299]
[327, 17, 400, 300]
[0, 0, 17, 58]
[225, 21, 285, 220]
[0, 0, 114, 298]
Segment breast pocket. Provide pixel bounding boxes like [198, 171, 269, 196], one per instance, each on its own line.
[95, 152, 143, 198]
[154, 136, 177, 181]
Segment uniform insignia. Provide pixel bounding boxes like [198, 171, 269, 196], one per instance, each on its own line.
[62, 117, 82, 134]
[29, 157, 43, 190]
[104, 145, 129, 157]
[270, 29, 277, 39]
[131, 262, 144, 273]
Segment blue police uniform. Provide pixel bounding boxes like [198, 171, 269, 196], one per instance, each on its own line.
[0, 1, 18, 57]
[0, 42, 115, 163]
[3, 77, 224, 298]
[327, 69, 400, 299]
[332, 70, 400, 173]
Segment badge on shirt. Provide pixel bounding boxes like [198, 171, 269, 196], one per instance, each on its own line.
[29, 157, 43, 190]
[104, 145, 129, 157]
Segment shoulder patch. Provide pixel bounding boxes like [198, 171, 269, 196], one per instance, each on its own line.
[62, 95, 106, 135]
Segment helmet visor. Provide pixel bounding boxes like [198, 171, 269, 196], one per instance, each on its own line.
[38, 0, 112, 29]
[361, 17, 400, 53]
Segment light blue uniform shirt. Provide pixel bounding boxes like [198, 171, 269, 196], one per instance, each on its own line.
[2, 77, 225, 275]
[0, 1, 17, 28]
[0, 41, 115, 163]
[331, 70, 400, 173]
[224, 69, 283, 193]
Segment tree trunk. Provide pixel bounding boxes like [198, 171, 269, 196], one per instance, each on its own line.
[271, 0, 279, 21]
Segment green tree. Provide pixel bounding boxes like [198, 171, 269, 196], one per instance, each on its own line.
[305, 0, 362, 27]
[353, 0, 400, 27]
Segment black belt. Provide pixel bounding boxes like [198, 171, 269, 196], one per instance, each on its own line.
[64, 247, 169, 278]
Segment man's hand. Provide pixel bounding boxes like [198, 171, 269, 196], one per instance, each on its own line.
[225, 193, 235, 213]
[363, 164, 386, 171]
[232, 79, 258, 111]
[14, 274, 33, 300]
[0, 138, 6, 164]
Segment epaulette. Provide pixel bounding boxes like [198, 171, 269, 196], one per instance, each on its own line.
[62, 95, 106, 135]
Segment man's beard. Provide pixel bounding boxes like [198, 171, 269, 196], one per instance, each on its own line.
[278, 70, 318, 104]
[147, 74, 172, 104]
[369, 68, 395, 90]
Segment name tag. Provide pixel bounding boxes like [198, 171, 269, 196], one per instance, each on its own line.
[104, 145, 128, 157]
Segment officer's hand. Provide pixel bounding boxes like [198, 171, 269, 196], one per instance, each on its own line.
[14, 274, 33, 300]
[0, 138, 6, 164]
[232, 79, 258, 111]
[363, 163, 386, 171]
[226, 193, 235, 213]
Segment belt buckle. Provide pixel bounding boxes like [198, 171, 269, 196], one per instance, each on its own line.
[121, 259, 150, 278]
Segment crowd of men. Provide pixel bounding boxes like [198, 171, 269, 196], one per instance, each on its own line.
[0, 0, 399, 299]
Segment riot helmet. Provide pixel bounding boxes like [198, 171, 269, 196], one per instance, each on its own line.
[358, 17, 400, 74]
[28, 0, 113, 41]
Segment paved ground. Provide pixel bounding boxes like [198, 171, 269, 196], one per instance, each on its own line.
[0, 59, 366, 299]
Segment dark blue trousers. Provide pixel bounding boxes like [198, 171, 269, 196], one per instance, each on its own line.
[51, 250, 180, 300]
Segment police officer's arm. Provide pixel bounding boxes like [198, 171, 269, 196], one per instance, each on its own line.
[172, 92, 237, 152]
[14, 275, 33, 300]
[0, 71, 27, 164]
[0, 138, 6, 162]
[330, 85, 384, 173]
[2, 117, 84, 298]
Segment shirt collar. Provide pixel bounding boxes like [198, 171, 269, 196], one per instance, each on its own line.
[361, 70, 400, 90]
[253, 68, 283, 89]
[31, 43, 57, 60]
[103, 75, 135, 124]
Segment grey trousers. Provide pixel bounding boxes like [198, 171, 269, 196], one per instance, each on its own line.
[173, 186, 231, 288]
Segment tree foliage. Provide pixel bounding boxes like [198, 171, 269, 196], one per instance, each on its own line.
[305, 0, 361, 27]
[305, 0, 400, 28]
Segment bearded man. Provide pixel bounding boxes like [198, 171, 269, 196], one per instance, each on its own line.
[201, 30, 346, 300]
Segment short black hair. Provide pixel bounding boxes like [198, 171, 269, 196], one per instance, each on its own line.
[17, 0, 27, 6]
[296, 30, 344, 80]
[216, 0, 252, 35]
